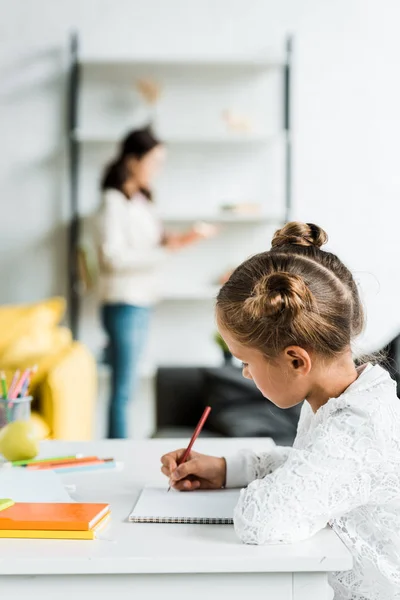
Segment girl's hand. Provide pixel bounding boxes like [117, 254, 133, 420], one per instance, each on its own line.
[160, 449, 226, 491]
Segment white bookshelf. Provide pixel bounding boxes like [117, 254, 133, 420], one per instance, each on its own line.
[160, 213, 280, 225]
[73, 129, 278, 146]
[80, 55, 283, 70]
[69, 34, 293, 368]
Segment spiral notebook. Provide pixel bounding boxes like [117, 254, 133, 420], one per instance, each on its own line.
[129, 486, 240, 524]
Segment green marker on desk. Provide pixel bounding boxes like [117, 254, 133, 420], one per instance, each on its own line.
[11, 455, 79, 467]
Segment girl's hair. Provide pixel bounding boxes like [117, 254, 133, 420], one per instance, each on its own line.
[216, 222, 364, 358]
[101, 158, 131, 195]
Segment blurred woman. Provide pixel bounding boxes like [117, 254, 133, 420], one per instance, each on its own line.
[98, 126, 214, 438]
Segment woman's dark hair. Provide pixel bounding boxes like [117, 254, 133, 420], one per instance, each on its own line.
[101, 158, 131, 197]
[101, 125, 162, 201]
[120, 124, 161, 159]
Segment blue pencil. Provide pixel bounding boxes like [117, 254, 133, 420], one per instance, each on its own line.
[54, 461, 119, 474]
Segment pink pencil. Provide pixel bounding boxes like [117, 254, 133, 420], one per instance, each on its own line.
[10, 369, 31, 399]
[7, 371, 20, 398]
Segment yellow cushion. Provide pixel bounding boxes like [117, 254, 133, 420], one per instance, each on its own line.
[1, 326, 72, 368]
[27, 297, 66, 329]
[30, 412, 51, 441]
[41, 342, 97, 440]
[0, 297, 66, 356]
[2, 328, 72, 395]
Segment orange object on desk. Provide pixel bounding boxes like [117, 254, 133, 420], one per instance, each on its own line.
[0, 502, 110, 531]
[26, 457, 106, 470]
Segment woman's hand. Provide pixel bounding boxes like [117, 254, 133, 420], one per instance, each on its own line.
[163, 233, 183, 250]
[160, 449, 226, 491]
[163, 223, 219, 251]
[192, 222, 219, 239]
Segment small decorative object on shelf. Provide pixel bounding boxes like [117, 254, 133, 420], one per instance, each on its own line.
[136, 78, 163, 105]
[222, 108, 254, 133]
[220, 202, 261, 215]
[214, 332, 233, 365]
[136, 78, 163, 124]
[192, 221, 220, 238]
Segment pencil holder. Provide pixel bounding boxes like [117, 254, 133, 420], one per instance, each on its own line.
[0, 396, 32, 429]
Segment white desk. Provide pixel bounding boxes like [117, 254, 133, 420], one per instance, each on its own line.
[0, 438, 351, 599]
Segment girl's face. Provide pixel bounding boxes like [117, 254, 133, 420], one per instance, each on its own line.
[127, 145, 166, 188]
[217, 323, 311, 409]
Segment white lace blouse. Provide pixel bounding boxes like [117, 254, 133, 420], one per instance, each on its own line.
[225, 364, 400, 600]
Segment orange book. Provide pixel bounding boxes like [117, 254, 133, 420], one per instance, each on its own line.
[0, 503, 110, 531]
[0, 513, 111, 540]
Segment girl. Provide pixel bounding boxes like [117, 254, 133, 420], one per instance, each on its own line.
[98, 126, 214, 439]
[161, 222, 400, 600]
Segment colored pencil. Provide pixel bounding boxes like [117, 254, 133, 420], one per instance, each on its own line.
[53, 462, 117, 474]
[21, 457, 115, 470]
[167, 406, 211, 492]
[0, 372, 7, 399]
[12, 455, 80, 466]
[26, 458, 106, 471]
[10, 368, 31, 400]
[19, 379, 29, 398]
[7, 371, 20, 399]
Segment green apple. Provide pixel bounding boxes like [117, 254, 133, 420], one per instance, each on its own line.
[0, 420, 39, 461]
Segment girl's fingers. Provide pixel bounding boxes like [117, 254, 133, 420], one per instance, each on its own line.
[171, 478, 201, 491]
[171, 458, 200, 481]
[160, 456, 178, 472]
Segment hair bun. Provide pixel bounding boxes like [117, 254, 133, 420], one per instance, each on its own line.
[244, 272, 315, 321]
[271, 222, 328, 250]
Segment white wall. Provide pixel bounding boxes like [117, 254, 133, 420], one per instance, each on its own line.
[1, 0, 399, 363]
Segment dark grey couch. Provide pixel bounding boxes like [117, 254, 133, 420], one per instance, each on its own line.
[154, 365, 302, 445]
[153, 334, 400, 444]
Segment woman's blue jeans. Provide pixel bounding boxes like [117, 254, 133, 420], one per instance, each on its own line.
[101, 303, 150, 439]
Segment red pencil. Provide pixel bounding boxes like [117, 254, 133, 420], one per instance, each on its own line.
[168, 405, 211, 492]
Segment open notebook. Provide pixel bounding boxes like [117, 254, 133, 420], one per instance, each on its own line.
[129, 486, 240, 524]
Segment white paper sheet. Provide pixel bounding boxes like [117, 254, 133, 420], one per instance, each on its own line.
[0, 469, 73, 502]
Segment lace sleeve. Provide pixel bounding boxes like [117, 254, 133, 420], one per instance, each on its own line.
[225, 401, 311, 488]
[225, 447, 291, 488]
[234, 408, 380, 544]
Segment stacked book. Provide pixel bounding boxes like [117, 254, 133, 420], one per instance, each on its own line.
[0, 500, 110, 539]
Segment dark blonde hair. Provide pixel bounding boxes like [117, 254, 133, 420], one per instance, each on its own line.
[216, 222, 363, 358]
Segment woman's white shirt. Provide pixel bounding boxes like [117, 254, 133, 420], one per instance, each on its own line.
[97, 189, 166, 306]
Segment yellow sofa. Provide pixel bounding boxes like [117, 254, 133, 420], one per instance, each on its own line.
[0, 298, 97, 440]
